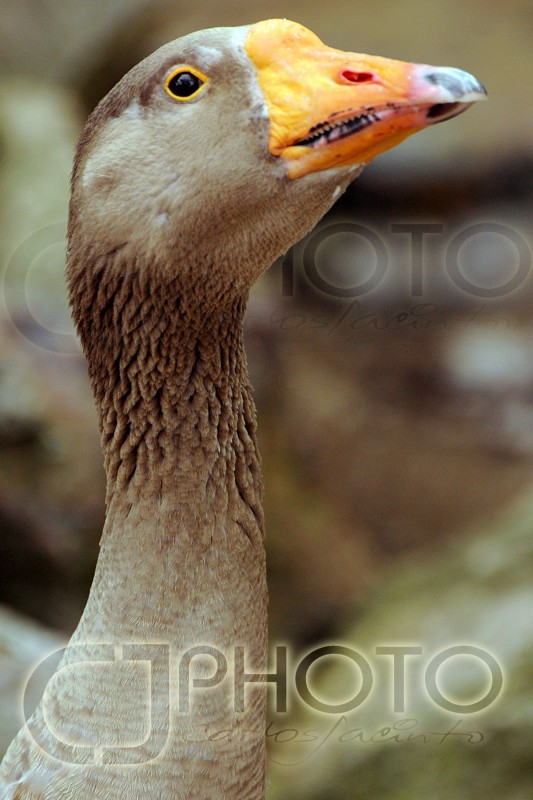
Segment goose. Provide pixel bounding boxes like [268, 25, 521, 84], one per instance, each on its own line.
[0, 18, 486, 800]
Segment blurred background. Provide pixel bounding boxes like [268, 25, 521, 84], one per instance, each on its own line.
[0, 1, 532, 797]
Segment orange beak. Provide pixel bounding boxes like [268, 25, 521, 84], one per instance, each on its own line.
[245, 20, 487, 179]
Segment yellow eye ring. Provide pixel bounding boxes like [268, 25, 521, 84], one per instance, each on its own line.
[164, 66, 209, 102]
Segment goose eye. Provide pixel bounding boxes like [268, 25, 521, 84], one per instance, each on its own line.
[164, 67, 208, 101]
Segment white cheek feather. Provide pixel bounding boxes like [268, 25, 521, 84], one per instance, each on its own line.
[193, 45, 223, 70]
[81, 116, 146, 190]
[122, 99, 143, 120]
[229, 24, 251, 49]
[81, 160, 107, 191]
[156, 212, 170, 226]
[230, 25, 270, 119]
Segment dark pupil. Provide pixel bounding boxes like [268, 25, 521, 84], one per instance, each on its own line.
[169, 71, 202, 97]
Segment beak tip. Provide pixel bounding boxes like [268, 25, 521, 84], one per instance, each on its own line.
[413, 65, 488, 104]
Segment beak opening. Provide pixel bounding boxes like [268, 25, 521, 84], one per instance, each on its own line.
[426, 101, 467, 121]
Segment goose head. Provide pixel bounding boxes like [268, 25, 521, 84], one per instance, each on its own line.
[68, 19, 486, 315]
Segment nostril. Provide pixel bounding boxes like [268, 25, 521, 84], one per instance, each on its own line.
[340, 69, 376, 84]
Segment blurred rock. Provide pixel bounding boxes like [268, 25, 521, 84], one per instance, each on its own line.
[0, 77, 80, 326]
[0, 75, 104, 630]
[267, 490, 533, 799]
[0, 322, 104, 630]
[0, 605, 63, 760]
[444, 324, 533, 455]
[446, 327, 533, 394]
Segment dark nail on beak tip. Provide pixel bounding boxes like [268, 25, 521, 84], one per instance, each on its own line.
[425, 71, 487, 99]
[425, 73, 465, 98]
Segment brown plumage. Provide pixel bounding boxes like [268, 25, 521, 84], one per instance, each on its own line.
[0, 19, 485, 800]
